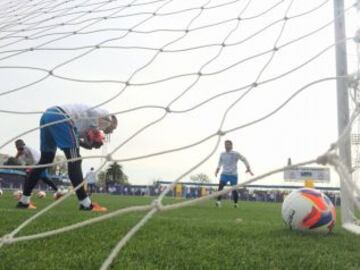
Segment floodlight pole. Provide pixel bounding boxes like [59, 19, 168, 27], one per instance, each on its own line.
[333, 0, 352, 224]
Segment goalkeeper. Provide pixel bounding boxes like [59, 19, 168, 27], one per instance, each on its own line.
[215, 140, 253, 208]
[16, 104, 117, 211]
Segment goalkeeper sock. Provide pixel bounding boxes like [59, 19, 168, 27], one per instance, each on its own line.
[20, 195, 31, 205]
[80, 197, 91, 208]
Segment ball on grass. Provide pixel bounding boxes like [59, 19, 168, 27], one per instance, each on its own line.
[37, 191, 46, 199]
[281, 188, 336, 233]
[13, 190, 22, 201]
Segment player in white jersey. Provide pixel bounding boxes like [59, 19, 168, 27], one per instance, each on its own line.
[17, 104, 117, 211]
[85, 167, 97, 194]
[15, 139, 59, 196]
[215, 140, 253, 208]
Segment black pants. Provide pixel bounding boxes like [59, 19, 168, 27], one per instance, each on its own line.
[25, 170, 58, 191]
[23, 148, 87, 201]
[217, 182, 238, 204]
[41, 177, 58, 191]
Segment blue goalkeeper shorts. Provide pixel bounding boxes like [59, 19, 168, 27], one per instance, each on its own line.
[40, 107, 79, 152]
[220, 174, 238, 186]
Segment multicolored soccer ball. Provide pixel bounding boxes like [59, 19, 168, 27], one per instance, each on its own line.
[281, 188, 336, 233]
[37, 191, 46, 199]
[0, 189, 3, 196]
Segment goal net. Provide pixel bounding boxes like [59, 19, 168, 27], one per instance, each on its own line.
[0, 0, 359, 268]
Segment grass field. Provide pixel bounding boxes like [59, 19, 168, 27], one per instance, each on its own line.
[0, 192, 360, 270]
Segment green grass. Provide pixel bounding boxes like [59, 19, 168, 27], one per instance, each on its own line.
[0, 192, 359, 270]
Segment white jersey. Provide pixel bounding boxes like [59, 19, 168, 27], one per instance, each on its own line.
[217, 151, 249, 176]
[59, 104, 111, 138]
[17, 146, 40, 165]
[85, 170, 97, 184]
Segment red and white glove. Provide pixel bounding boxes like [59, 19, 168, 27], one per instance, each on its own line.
[86, 129, 105, 149]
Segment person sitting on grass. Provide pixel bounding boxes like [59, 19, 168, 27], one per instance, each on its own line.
[15, 139, 63, 199]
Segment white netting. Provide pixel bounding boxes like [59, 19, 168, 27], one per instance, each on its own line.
[0, 0, 359, 268]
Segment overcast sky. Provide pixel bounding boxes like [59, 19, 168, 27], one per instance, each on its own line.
[0, 0, 359, 186]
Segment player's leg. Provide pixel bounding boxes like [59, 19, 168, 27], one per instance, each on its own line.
[62, 148, 106, 212]
[63, 147, 87, 200]
[18, 152, 55, 209]
[217, 182, 226, 200]
[230, 175, 239, 208]
[40, 169, 58, 191]
[232, 190, 239, 207]
[89, 184, 95, 194]
[41, 177, 58, 191]
[216, 174, 227, 207]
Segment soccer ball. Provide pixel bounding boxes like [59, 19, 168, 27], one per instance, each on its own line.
[281, 188, 336, 233]
[53, 188, 67, 200]
[0, 189, 3, 196]
[37, 191, 46, 199]
[13, 190, 23, 201]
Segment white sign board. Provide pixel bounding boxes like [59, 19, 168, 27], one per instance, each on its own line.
[284, 167, 330, 182]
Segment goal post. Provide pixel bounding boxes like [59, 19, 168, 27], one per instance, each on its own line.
[333, 0, 360, 233]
